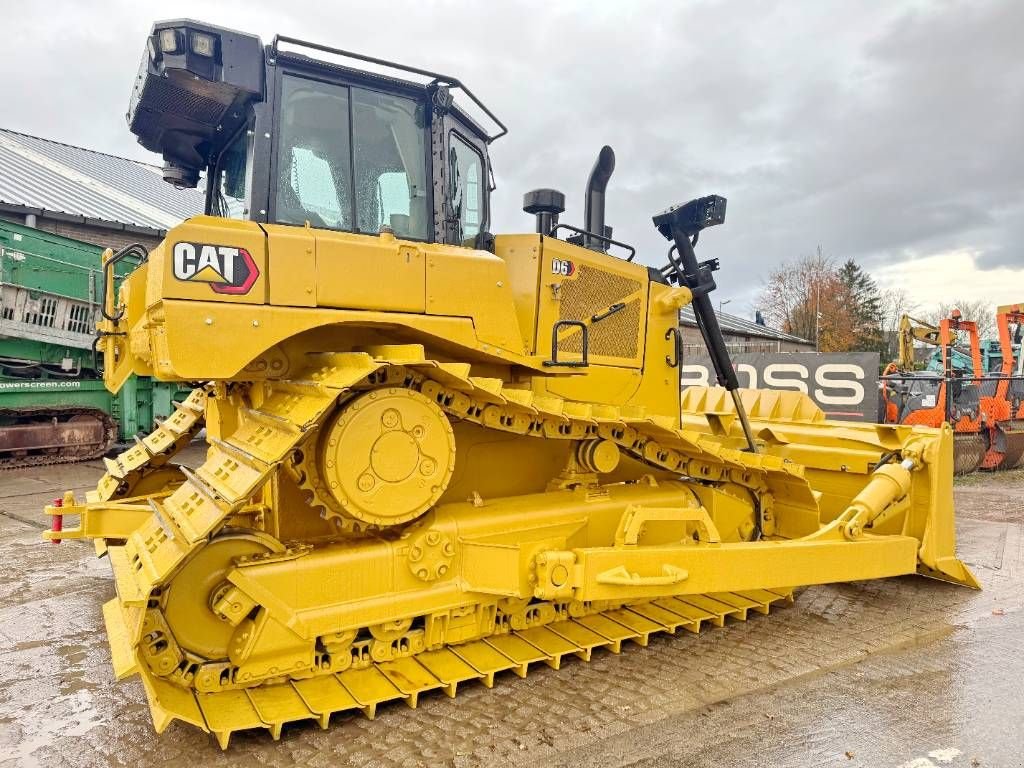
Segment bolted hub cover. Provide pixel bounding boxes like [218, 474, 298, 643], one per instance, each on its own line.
[318, 387, 456, 527]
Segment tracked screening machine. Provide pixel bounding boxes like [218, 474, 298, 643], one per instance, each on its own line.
[45, 20, 978, 748]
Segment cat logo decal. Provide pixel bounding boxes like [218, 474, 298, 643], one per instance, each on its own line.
[172, 242, 258, 295]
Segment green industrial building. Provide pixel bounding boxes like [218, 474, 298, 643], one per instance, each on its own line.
[0, 128, 203, 465]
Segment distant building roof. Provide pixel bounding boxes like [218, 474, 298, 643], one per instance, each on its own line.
[679, 306, 813, 346]
[0, 128, 203, 235]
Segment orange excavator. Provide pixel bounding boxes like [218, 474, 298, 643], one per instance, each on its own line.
[880, 314, 945, 424]
[881, 311, 987, 474]
[978, 303, 1024, 469]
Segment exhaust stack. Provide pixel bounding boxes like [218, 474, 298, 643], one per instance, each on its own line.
[584, 145, 615, 251]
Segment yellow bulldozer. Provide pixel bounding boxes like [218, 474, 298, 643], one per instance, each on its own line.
[44, 20, 977, 748]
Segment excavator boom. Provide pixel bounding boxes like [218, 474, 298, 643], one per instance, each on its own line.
[883, 312, 988, 473]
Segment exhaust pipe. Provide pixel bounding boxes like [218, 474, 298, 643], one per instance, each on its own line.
[584, 146, 615, 251]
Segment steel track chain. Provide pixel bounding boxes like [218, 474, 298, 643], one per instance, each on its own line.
[120, 586, 793, 748]
[292, 362, 810, 527]
[0, 405, 117, 471]
[100, 352, 818, 745]
[90, 388, 207, 501]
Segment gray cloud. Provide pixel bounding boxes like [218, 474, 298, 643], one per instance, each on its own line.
[2, 0, 1020, 313]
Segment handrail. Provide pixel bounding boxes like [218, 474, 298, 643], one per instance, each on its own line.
[271, 35, 507, 143]
[548, 224, 636, 262]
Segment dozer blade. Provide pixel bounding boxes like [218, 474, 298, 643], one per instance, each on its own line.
[998, 419, 1024, 469]
[952, 432, 987, 475]
[980, 419, 1024, 471]
[681, 387, 979, 589]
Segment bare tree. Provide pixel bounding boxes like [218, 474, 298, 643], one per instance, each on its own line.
[758, 247, 826, 343]
[928, 299, 996, 340]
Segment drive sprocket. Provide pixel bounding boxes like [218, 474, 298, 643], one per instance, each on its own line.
[293, 386, 456, 529]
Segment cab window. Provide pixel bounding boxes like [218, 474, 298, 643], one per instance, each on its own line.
[276, 76, 353, 229]
[448, 133, 483, 242]
[274, 74, 430, 240]
[352, 89, 429, 239]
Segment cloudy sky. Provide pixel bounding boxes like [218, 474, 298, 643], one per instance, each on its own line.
[4, 0, 1021, 317]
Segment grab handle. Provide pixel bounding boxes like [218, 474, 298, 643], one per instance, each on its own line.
[544, 320, 589, 368]
[595, 564, 688, 586]
[665, 327, 681, 367]
[101, 243, 148, 323]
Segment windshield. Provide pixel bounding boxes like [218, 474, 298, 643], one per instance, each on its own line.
[275, 74, 429, 239]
